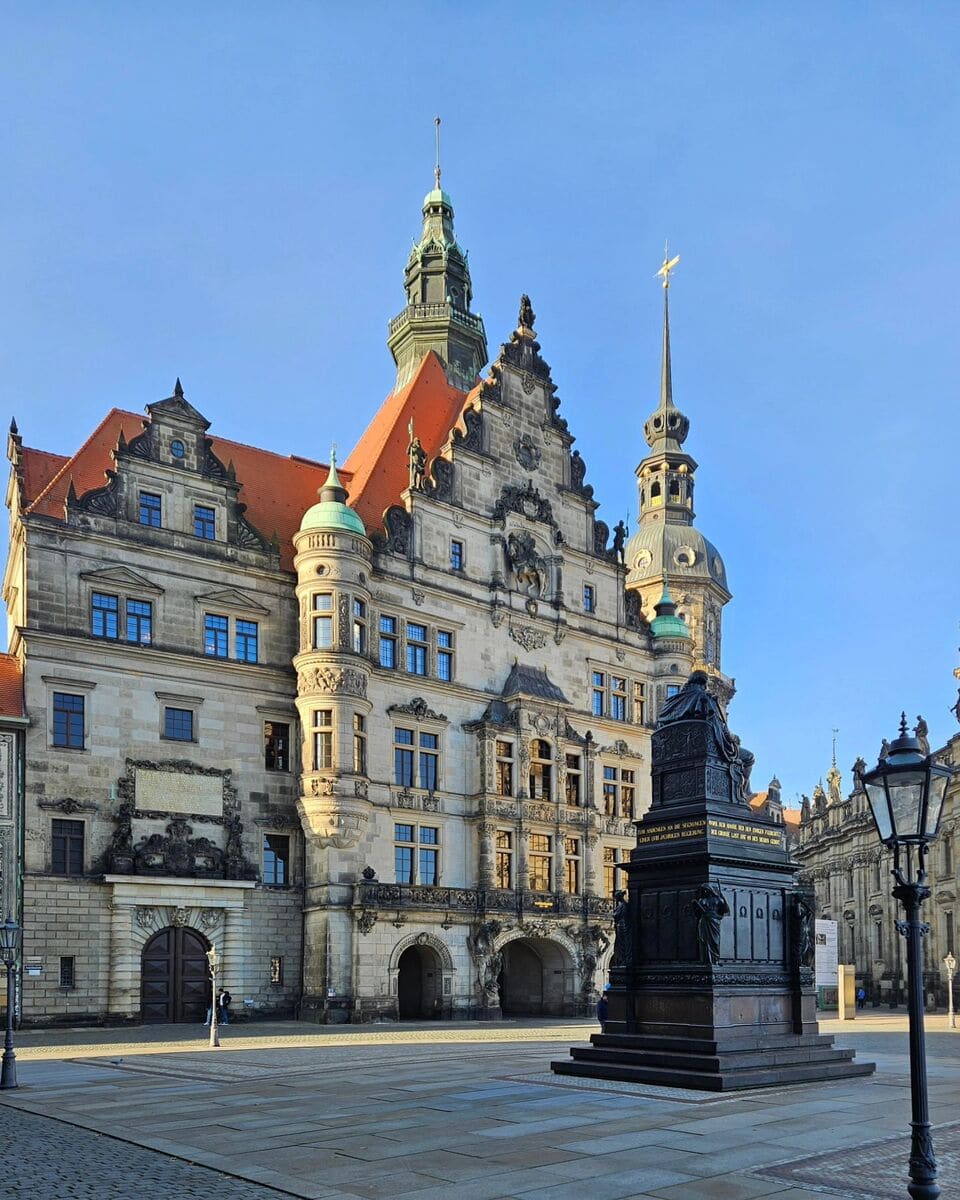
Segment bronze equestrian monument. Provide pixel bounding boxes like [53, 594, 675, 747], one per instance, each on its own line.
[553, 672, 874, 1090]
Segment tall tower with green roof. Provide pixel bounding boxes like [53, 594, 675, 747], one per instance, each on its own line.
[387, 122, 487, 391]
[624, 253, 733, 700]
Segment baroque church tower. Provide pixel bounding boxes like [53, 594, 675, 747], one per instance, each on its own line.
[624, 256, 734, 704]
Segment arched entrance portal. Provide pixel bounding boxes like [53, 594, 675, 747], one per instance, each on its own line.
[499, 937, 575, 1016]
[397, 945, 441, 1019]
[141, 926, 210, 1023]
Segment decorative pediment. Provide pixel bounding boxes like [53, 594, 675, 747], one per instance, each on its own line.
[80, 565, 164, 595]
[194, 587, 269, 615]
[387, 697, 448, 723]
[146, 389, 211, 431]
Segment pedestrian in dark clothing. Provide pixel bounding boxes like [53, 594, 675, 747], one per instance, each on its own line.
[596, 984, 611, 1025]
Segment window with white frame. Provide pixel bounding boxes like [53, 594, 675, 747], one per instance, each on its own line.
[496, 740, 514, 797]
[495, 830, 513, 888]
[353, 599, 367, 655]
[529, 739, 552, 801]
[353, 713, 367, 775]
[394, 727, 415, 787]
[529, 833, 552, 891]
[379, 614, 398, 668]
[436, 630, 454, 681]
[406, 622, 428, 675]
[603, 846, 620, 897]
[603, 766, 636, 818]
[564, 837, 581, 893]
[564, 754, 582, 806]
[312, 594, 333, 649]
[394, 823, 440, 885]
[313, 709, 333, 770]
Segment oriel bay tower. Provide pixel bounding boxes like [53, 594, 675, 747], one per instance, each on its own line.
[5, 158, 735, 1024]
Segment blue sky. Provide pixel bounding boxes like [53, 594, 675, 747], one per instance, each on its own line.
[3, 3, 959, 806]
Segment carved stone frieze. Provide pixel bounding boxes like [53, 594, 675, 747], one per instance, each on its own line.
[491, 480, 563, 546]
[509, 624, 547, 651]
[297, 666, 368, 698]
[135, 907, 157, 929]
[388, 697, 448, 723]
[199, 908, 223, 931]
[38, 796, 99, 815]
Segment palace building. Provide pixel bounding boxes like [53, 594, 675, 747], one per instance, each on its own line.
[3, 170, 734, 1024]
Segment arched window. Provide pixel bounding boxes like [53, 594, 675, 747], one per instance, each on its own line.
[650, 480, 662, 505]
[668, 476, 680, 500]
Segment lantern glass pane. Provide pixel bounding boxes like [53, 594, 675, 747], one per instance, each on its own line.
[865, 781, 893, 841]
[0, 919, 20, 956]
[889, 771, 925, 839]
[924, 771, 949, 837]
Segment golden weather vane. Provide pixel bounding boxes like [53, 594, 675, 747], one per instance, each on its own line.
[656, 240, 680, 290]
[434, 116, 442, 189]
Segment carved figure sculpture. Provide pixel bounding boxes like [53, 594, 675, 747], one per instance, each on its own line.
[518, 294, 535, 329]
[468, 919, 504, 1009]
[792, 891, 816, 969]
[952, 688, 960, 726]
[657, 671, 739, 764]
[693, 883, 729, 965]
[407, 435, 427, 491]
[915, 715, 930, 756]
[852, 757, 867, 792]
[611, 890, 633, 967]
[611, 520, 627, 564]
[506, 531, 545, 600]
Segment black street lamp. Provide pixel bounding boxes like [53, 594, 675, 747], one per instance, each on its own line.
[862, 714, 952, 1200]
[0, 914, 22, 1090]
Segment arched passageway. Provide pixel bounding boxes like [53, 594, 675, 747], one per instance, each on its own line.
[498, 937, 575, 1016]
[141, 926, 209, 1023]
[397, 944, 442, 1019]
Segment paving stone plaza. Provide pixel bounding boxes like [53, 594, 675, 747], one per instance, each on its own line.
[0, 1014, 957, 1199]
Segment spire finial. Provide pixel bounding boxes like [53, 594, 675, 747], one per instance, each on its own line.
[831, 727, 838, 768]
[655, 246, 678, 410]
[330, 443, 337, 468]
[434, 116, 441, 190]
[656, 242, 680, 291]
[174, 377, 184, 397]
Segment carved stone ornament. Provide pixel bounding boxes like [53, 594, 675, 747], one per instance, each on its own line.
[411, 589, 426, 606]
[451, 403, 483, 453]
[354, 779, 369, 799]
[568, 449, 594, 499]
[377, 506, 413, 556]
[39, 796, 98, 815]
[387, 697, 448, 723]
[357, 909, 377, 935]
[67, 471, 120, 517]
[310, 777, 337, 797]
[170, 907, 189, 928]
[297, 666, 367, 698]
[199, 909, 223, 931]
[491, 480, 563, 546]
[509, 624, 547, 651]
[135, 907, 157, 929]
[424, 456, 455, 502]
[513, 434, 542, 471]
[506, 530, 546, 601]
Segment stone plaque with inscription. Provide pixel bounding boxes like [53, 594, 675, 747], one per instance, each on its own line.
[136, 768, 223, 817]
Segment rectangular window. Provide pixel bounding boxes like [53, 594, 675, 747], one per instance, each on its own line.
[126, 599, 153, 645]
[394, 823, 415, 884]
[163, 706, 194, 741]
[313, 594, 333, 650]
[529, 741, 552, 801]
[379, 615, 397, 668]
[204, 613, 228, 658]
[52, 819, 84, 875]
[52, 692, 84, 749]
[603, 765, 618, 816]
[495, 740, 514, 797]
[583, 584, 595, 613]
[495, 830, 512, 889]
[450, 540, 464, 571]
[437, 629, 453, 682]
[620, 769, 635, 819]
[394, 727, 415, 787]
[946, 912, 955, 956]
[633, 682, 645, 725]
[194, 504, 216, 539]
[564, 837, 580, 894]
[270, 956, 284, 985]
[91, 592, 119, 639]
[611, 677, 628, 722]
[419, 731, 439, 791]
[236, 619, 259, 663]
[592, 671, 606, 717]
[666, 684, 681, 699]
[353, 599, 367, 655]
[603, 846, 620, 897]
[264, 721, 290, 772]
[262, 834, 290, 886]
[565, 754, 582, 806]
[59, 956, 76, 988]
[353, 713, 367, 775]
[529, 833, 552, 892]
[406, 622, 427, 675]
[139, 491, 161, 527]
[603, 766, 635, 817]
[419, 827, 439, 886]
[313, 709, 333, 770]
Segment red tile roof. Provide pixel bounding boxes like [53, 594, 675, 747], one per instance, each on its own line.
[783, 809, 801, 827]
[0, 654, 24, 718]
[18, 408, 340, 572]
[344, 352, 468, 530]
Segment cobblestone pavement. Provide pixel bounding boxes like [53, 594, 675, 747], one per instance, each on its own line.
[1, 1015, 957, 1200]
[0, 1107, 290, 1200]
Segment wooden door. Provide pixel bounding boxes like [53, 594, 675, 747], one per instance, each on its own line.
[141, 927, 210, 1023]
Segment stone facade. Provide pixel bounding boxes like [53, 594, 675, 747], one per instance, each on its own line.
[795, 724, 960, 1006]
[4, 185, 734, 1024]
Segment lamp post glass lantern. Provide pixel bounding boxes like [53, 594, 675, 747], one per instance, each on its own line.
[0, 914, 22, 1090]
[862, 714, 952, 1200]
[944, 954, 956, 1030]
[206, 945, 220, 1049]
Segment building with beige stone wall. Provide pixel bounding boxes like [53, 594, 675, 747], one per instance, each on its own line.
[4, 176, 735, 1024]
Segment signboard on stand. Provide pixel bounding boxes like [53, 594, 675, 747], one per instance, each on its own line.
[815, 919, 838, 988]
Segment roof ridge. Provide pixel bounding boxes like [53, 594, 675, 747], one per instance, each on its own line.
[26, 407, 137, 514]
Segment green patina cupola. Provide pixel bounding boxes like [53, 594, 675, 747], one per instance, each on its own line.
[299, 451, 366, 536]
[387, 122, 487, 391]
[650, 577, 691, 640]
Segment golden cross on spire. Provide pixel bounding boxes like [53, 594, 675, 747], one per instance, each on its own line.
[656, 241, 680, 290]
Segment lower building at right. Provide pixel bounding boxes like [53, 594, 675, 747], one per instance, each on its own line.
[794, 695, 960, 1007]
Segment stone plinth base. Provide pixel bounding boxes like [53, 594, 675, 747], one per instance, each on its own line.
[552, 1030, 875, 1091]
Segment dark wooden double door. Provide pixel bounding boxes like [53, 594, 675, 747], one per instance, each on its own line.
[141, 927, 210, 1023]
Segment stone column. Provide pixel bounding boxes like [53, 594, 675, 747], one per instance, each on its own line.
[518, 827, 530, 892]
[478, 821, 495, 890]
[554, 826, 566, 894]
[107, 901, 136, 1018]
[584, 831, 599, 897]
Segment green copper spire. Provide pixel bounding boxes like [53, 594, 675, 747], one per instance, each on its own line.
[650, 576, 691, 639]
[387, 122, 487, 391]
[300, 446, 366, 536]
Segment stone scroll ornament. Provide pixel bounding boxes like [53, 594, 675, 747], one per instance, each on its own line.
[693, 884, 730, 965]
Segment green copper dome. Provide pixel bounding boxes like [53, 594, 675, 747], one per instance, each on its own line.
[299, 455, 366, 536]
[650, 578, 691, 639]
[423, 186, 454, 209]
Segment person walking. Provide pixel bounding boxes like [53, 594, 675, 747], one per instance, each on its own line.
[218, 988, 232, 1025]
[856, 987, 866, 1010]
[596, 984, 611, 1027]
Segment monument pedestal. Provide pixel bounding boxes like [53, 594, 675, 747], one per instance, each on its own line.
[552, 672, 874, 1091]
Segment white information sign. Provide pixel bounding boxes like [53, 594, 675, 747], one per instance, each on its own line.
[815, 919, 838, 988]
